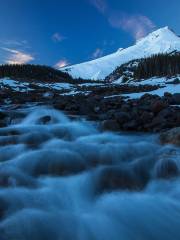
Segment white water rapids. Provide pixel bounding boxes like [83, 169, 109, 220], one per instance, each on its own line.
[0, 107, 179, 240]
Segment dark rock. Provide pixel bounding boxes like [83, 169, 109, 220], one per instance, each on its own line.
[95, 167, 146, 194]
[168, 78, 180, 84]
[123, 120, 139, 131]
[151, 100, 168, 114]
[158, 107, 174, 119]
[102, 119, 120, 131]
[0, 198, 8, 220]
[39, 115, 52, 124]
[160, 127, 180, 146]
[106, 110, 116, 119]
[155, 159, 179, 179]
[140, 111, 154, 124]
[114, 112, 131, 125]
[0, 112, 7, 120]
[120, 104, 131, 112]
[164, 92, 172, 98]
[172, 93, 180, 105]
[94, 106, 101, 113]
[98, 113, 108, 121]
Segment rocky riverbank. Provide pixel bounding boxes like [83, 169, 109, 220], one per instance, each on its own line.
[0, 83, 180, 134]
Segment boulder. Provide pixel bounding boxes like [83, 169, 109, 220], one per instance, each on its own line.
[102, 120, 120, 131]
[0, 112, 7, 120]
[155, 159, 179, 179]
[172, 93, 180, 105]
[140, 111, 154, 124]
[151, 100, 168, 114]
[164, 92, 172, 98]
[38, 115, 52, 124]
[95, 166, 146, 194]
[123, 120, 139, 131]
[115, 112, 131, 125]
[160, 127, 180, 146]
[0, 112, 8, 128]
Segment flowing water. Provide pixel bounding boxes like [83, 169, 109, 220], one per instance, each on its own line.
[0, 107, 179, 240]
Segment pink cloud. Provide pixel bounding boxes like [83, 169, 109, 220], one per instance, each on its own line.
[109, 14, 155, 40]
[88, 0, 155, 40]
[2, 47, 34, 64]
[54, 59, 69, 68]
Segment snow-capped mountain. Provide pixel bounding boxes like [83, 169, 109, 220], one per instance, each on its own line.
[61, 27, 180, 80]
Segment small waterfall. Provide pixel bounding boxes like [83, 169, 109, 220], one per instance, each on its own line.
[0, 107, 179, 240]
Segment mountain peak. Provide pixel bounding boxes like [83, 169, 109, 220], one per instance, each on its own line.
[147, 26, 175, 36]
[62, 27, 180, 80]
[137, 26, 179, 44]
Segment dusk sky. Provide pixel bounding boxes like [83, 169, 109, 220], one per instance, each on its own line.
[0, 0, 180, 68]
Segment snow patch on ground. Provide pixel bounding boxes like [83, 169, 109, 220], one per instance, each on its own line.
[124, 84, 180, 99]
[0, 78, 75, 92]
[106, 76, 180, 99]
[78, 82, 104, 87]
[37, 82, 74, 91]
[0, 78, 32, 92]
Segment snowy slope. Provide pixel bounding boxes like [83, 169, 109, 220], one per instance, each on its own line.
[61, 27, 180, 80]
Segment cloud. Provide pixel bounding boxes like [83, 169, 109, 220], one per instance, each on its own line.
[88, 0, 156, 40]
[109, 14, 155, 40]
[52, 33, 66, 43]
[89, 0, 107, 14]
[1, 47, 34, 64]
[92, 48, 104, 59]
[54, 59, 69, 68]
[0, 40, 28, 47]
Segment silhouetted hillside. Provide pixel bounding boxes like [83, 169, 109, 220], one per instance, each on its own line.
[0, 64, 76, 83]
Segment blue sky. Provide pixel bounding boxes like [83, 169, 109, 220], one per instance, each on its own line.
[0, 0, 179, 67]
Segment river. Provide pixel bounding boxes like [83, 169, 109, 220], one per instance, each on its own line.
[0, 107, 179, 240]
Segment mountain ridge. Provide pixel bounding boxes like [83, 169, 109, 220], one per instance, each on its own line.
[61, 27, 180, 80]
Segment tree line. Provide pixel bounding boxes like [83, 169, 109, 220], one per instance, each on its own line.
[0, 64, 74, 83]
[134, 53, 180, 79]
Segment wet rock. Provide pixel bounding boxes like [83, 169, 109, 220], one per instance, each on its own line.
[172, 93, 180, 105]
[120, 103, 131, 112]
[0, 136, 18, 146]
[0, 171, 37, 188]
[94, 106, 100, 113]
[158, 107, 174, 119]
[98, 113, 108, 121]
[115, 112, 131, 125]
[0, 112, 7, 120]
[95, 166, 146, 193]
[19, 132, 52, 147]
[106, 110, 116, 119]
[164, 92, 172, 98]
[140, 111, 154, 124]
[0, 112, 8, 128]
[43, 92, 54, 99]
[160, 127, 180, 146]
[0, 198, 8, 220]
[29, 151, 86, 177]
[39, 115, 52, 124]
[151, 100, 168, 114]
[123, 120, 139, 131]
[102, 120, 120, 131]
[140, 93, 159, 103]
[155, 159, 179, 179]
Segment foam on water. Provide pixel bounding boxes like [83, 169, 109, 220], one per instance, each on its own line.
[0, 107, 179, 240]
